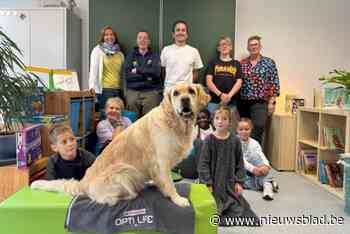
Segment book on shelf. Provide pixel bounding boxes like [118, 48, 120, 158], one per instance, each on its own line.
[298, 149, 317, 174]
[324, 161, 343, 188]
[319, 160, 329, 184]
[323, 127, 345, 151]
[24, 114, 68, 124]
[16, 124, 42, 169]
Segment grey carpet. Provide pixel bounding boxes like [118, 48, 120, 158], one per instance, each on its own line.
[219, 172, 350, 234]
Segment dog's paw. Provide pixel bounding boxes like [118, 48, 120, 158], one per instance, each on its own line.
[94, 195, 119, 206]
[30, 180, 47, 190]
[172, 195, 190, 207]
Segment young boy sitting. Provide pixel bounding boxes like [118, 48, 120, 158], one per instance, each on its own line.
[46, 124, 96, 180]
[236, 118, 278, 200]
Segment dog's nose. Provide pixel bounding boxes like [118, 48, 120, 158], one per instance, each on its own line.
[181, 97, 191, 109]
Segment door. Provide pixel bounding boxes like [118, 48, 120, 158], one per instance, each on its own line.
[0, 9, 30, 67]
[30, 9, 65, 69]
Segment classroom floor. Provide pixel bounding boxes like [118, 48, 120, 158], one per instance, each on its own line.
[219, 172, 350, 234]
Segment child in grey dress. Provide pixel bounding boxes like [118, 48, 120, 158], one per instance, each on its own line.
[198, 106, 259, 226]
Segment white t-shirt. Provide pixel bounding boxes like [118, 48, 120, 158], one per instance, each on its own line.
[161, 44, 203, 88]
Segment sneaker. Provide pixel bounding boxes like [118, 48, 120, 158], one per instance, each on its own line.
[263, 182, 274, 200]
[271, 181, 279, 193]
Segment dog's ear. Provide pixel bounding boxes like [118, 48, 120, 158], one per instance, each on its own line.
[194, 84, 211, 107]
[160, 87, 173, 113]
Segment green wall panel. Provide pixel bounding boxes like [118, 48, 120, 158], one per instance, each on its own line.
[90, 0, 236, 84]
[163, 0, 236, 84]
[90, 0, 160, 54]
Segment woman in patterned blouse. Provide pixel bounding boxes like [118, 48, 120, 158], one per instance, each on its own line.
[237, 35, 280, 145]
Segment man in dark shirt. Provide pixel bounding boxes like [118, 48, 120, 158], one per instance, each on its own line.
[123, 31, 162, 118]
[46, 124, 95, 180]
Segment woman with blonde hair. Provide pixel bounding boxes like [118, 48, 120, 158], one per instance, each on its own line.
[96, 97, 131, 152]
[89, 26, 124, 112]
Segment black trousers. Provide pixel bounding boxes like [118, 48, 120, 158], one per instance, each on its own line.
[237, 99, 268, 145]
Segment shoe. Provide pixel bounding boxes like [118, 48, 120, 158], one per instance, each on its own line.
[263, 182, 274, 200]
[271, 181, 279, 193]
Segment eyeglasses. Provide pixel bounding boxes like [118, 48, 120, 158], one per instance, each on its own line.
[219, 42, 231, 47]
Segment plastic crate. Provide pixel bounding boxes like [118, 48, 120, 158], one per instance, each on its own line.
[70, 99, 81, 135]
[84, 132, 98, 156]
[76, 136, 83, 147]
[122, 111, 137, 123]
[340, 154, 350, 215]
[344, 157, 350, 215]
[83, 98, 94, 132]
[0, 134, 16, 160]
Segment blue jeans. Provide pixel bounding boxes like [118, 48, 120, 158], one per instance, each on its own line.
[244, 165, 274, 191]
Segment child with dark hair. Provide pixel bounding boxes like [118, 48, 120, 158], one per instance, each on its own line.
[46, 124, 95, 180]
[198, 106, 259, 226]
[195, 108, 214, 140]
[237, 118, 278, 200]
[174, 108, 213, 179]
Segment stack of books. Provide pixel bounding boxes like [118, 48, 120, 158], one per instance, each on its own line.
[319, 160, 343, 187]
[24, 114, 67, 125]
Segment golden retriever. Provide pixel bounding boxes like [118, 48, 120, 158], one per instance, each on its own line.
[31, 83, 210, 207]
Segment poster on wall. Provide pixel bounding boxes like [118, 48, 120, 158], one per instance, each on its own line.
[53, 71, 80, 91]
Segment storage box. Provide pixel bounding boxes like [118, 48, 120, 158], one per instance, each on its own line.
[83, 98, 94, 132]
[16, 125, 42, 169]
[70, 99, 81, 135]
[340, 154, 350, 215]
[324, 87, 350, 108]
[122, 111, 137, 123]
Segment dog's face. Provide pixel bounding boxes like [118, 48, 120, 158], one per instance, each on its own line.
[165, 83, 211, 121]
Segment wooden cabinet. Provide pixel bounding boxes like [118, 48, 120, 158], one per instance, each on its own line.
[44, 90, 95, 146]
[0, 157, 48, 202]
[0, 91, 95, 202]
[296, 107, 350, 200]
[264, 114, 296, 171]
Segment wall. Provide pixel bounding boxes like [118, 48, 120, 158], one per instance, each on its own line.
[89, 0, 236, 85]
[0, 0, 90, 90]
[0, 0, 39, 8]
[3, 1, 350, 96]
[235, 0, 350, 109]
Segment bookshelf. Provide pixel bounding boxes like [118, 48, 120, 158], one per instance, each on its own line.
[296, 107, 350, 200]
[44, 90, 95, 147]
